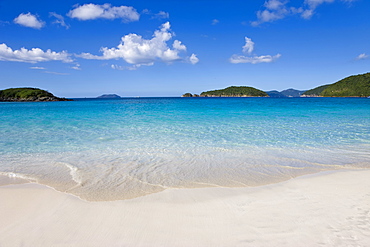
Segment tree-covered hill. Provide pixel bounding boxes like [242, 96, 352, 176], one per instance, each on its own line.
[303, 73, 370, 97]
[200, 86, 268, 97]
[320, 73, 370, 97]
[302, 84, 331, 96]
[0, 88, 72, 102]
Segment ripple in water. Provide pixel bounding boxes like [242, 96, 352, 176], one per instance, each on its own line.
[0, 98, 369, 201]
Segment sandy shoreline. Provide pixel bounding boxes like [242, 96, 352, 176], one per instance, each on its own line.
[1, 169, 370, 247]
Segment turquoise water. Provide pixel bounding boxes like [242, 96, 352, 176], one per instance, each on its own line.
[1, 97, 369, 200]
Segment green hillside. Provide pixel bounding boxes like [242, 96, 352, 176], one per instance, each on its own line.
[200, 86, 268, 97]
[302, 84, 330, 96]
[320, 73, 370, 97]
[0, 88, 71, 102]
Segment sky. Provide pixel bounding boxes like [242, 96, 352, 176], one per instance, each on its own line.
[0, 0, 369, 97]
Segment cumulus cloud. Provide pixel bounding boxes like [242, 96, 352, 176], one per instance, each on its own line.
[78, 22, 197, 67]
[0, 43, 73, 63]
[14, 13, 45, 29]
[68, 3, 139, 22]
[252, 0, 357, 26]
[189, 54, 199, 64]
[251, 0, 290, 26]
[229, 37, 281, 64]
[356, 53, 368, 60]
[173, 40, 186, 51]
[242, 37, 255, 54]
[50, 12, 70, 29]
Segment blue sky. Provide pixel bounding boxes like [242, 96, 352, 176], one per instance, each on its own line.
[0, 0, 369, 97]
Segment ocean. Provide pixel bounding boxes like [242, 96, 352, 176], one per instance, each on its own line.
[1, 97, 369, 201]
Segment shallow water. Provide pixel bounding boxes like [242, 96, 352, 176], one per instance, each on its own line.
[1, 97, 369, 201]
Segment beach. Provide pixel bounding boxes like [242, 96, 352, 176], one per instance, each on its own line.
[1, 169, 369, 247]
[2, 0, 370, 245]
[1, 98, 369, 246]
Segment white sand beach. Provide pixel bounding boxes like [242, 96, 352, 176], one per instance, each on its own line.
[1, 169, 370, 247]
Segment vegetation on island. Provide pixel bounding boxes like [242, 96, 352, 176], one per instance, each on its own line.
[182, 93, 193, 97]
[302, 85, 330, 97]
[320, 73, 370, 97]
[0, 88, 72, 102]
[184, 72, 370, 98]
[182, 93, 199, 97]
[199, 86, 268, 97]
[303, 73, 370, 97]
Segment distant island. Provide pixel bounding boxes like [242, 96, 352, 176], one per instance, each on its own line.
[201, 86, 268, 97]
[0, 88, 71, 102]
[182, 93, 199, 97]
[266, 89, 306, 98]
[183, 72, 370, 98]
[302, 73, 370, 97]
[183, 86, 268, 97]
[97, 94, 122, 99]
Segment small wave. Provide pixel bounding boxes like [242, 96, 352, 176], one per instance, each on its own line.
[59, 163, 83, 185]
[0, 171, 37, 182]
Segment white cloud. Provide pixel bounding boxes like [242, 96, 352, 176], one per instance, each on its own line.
[111, 64, 142, 70]
[71, 63, 81, 70]
[68, 3, 139, 22]
[0, 43, 73, 63]
[173, 40, 186, 51]
[300, 9, 314, 19]
[212, 19, 219, 25]
[43, 71, 69, 75]
[300, 0, 335, 18]
[111, 64, 125, 70]
[251, 0, 289, 26]
[142, 10, 170, 19]
[304, 0, 335, 9]
[230, 54, 282, 64]
[189, 54, 199, 64]
[30, 66, 46, 70]
[154, 11, 170, 19]
[242, 37, 255, 54]
[50, 12, 69, 29]
[78, 22, 196, 67]
[230, 37, 281, 64]
[265, 0, 287, 10]
[14, 13, 45, 29]
[356, 53, 368, 60]
[252, 0, 357, 25]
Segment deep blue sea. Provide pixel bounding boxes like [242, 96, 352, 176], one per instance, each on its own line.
[1, 97, 369, 201]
